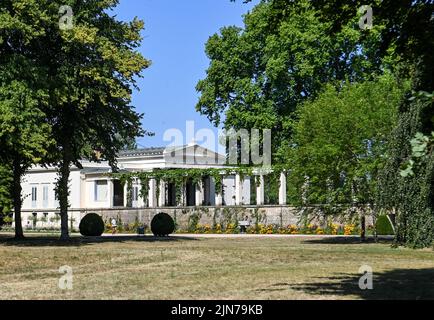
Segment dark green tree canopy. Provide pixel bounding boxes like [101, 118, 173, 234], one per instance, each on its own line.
[287, 73, 409, 206]
[1, 0, 151, 239]
[232, 0, 434, 248]
[1, 0, 151, 167]
[199, 0, 389, 160]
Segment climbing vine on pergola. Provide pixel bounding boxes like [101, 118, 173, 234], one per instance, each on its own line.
[109, 166, 287, 205]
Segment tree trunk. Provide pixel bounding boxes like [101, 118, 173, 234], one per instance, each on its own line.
[58, 156, 71, 240]
[360, 210, 366, 242]
[373, 207, 378, 243]
[12, 158, 24, 239]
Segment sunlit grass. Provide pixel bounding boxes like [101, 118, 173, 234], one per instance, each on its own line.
[0, 234, 433, 300]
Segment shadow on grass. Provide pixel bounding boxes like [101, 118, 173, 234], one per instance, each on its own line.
[0, 234, 199, 247]
[260, 269, 434, 299]
[301, 236, 394, 245]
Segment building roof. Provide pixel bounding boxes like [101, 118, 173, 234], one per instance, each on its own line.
[118, 147, 165, 158]
[81, 167, 112, 174]
[118, 144, 227, 164]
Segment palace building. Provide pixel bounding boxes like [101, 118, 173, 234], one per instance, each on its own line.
[20, 142, 289, 231]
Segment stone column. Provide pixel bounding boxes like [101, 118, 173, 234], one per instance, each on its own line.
[215, 193, 223, 206]
[148, 178, 157, 207]
[137, 179, 145, 208]
[243, 177, 251, 205]
[279, 172, 287, 205]
[256, 175, 264, 205]
[214, 176, 223, 206]
[180, 183, 186, 207]
[158, 180, 166, 207]
[108, 179, 114, 208]
[80, 175, 86, 209]
[235, 174, 243, 206]
[123, 183, 128, 208]
[195, 179, 204, 206]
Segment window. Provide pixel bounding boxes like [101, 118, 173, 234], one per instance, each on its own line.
[94, 180, 108, 202]
[31, 186, 37, 208]
[43, 185, 49, 208]
[43, 186, 48, 201]
[132, 186, 139, 202]
[32, 186, 37, 201]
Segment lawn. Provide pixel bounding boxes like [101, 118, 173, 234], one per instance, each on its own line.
[0, 234, 433, 300]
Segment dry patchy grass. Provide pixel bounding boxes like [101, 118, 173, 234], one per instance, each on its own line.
[0, 234, 433, 300]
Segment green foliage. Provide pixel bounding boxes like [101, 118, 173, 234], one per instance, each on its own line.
[0, 81, 52, 163]
[400, 132, 434, 177]
[378, 95, 434, 248]
[287, 73, 409, 207]
[0, 164, 12, 216]
[0, 0, 151, 239]
[233, 0, 434, 248]
[112, 167, 263, 206]
[151, 212, 175, 237]
[188, 213, 200, 233]
[376, 215, 395, 236]
[121, 136, 139, 151]
[0, 76, 53, 237]
[307, 0, 434, 249]
[263, 171, 279, 204]
[79, 213, 105, 237]
[311, 0, 433, 84]
[198, 0, 386, 157]
[400, 92, 434, 177]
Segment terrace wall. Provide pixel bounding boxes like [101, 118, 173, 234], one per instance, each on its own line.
[20, 206, 374, 232]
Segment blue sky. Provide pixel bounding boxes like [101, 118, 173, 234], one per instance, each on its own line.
[112, 0, 259, 148]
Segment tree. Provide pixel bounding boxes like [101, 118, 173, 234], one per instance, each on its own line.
[121, 136, 138, 151]
[0, 164, 12, 223]
[309, 0, 434, 247]
[46, 1, 150, 239]
[1, 1, 58, 238]
[235, 0, 434, 247]
[0, 81, 52, 239]
[287, 73, 409, 235]
[1, 0, 151, 239]
[197, 0, 386, 159]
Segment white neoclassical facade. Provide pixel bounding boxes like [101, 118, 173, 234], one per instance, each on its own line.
[19, 143, 288, 230]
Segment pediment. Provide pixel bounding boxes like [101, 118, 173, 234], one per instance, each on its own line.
[163, 144, 226, 165]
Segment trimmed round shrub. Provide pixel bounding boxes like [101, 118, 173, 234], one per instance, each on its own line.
[79, 213, 105, 236]
[376, 215, 395, 235]
[151, 212, 175, 236]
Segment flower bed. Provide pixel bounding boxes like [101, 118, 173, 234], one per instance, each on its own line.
[176, 223, 367, 236]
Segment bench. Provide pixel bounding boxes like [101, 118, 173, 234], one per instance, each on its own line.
[137, 226, 145, 235]
[238, 220, 250, 234]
